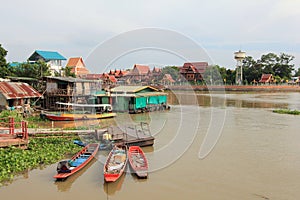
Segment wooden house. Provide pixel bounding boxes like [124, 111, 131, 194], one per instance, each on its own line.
[65, 57, 90, 77]
[179, 62, 208, 82]
[125, 64, 151, 83]
[0, 82, 42, 111]
[99, 85, 168, 113]
[28, 50, 66, 76]
[42, 76, 101, 110]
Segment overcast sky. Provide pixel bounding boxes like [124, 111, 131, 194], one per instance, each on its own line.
[2, 0, 300, 72]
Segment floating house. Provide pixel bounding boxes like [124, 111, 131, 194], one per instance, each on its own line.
[42, 76, 102, 110]
[28, 50, 66, 76]
[100, 85, 168, 113]
[0, 82, 42, 111]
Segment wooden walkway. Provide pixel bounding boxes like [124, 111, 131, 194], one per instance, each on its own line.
[0, 118, 29, 149]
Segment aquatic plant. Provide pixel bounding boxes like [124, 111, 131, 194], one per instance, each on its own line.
[0, 137, 82, 185]
[272, 109, 300, 115]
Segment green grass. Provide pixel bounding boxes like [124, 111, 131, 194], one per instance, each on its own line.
[0, 137, 82, 185]
[273, 109, 300, 115]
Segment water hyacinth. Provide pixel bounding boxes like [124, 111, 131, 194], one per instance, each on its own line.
[0, 137, 82, 184]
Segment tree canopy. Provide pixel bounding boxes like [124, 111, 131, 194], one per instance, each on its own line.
[0, 44, 10, 78]
[242, 52, 294, 83]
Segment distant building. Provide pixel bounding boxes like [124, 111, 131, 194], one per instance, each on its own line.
[65, 57, 90, 77]
[0, 82, 42, 111]
[161, 74, 175, 85]
[28, 50, 66, 76]
[179, 62, 208, 82]
[259, 74, 274, 84]
[125, 64, 151, 83]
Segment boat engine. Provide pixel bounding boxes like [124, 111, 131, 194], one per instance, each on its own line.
[56, 160, 71, 173]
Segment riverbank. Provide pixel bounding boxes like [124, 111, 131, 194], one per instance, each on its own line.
[167, 85, 300, 92]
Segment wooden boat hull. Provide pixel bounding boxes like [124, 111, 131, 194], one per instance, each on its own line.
[103, 144, 128, 182]
[43, 112, 116, 121]
[128, 146, 148, 178]
[53, 143, 99, 180]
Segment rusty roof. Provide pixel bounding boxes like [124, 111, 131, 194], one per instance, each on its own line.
[0, 82, 42, 100]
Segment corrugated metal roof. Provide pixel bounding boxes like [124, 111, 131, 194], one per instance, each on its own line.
[0, 82, 42, 99]
[110, 85, 158, 93]
[34, 50, 66, 60]
[44, 76, 96, 83]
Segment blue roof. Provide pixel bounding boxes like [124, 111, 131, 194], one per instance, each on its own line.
[34, 50, 66, 60]
[9, 62, 23, 67]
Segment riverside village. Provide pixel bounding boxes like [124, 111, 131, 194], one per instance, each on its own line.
[0, 46, 300, 185]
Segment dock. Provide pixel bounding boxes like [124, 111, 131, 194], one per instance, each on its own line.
[0, 118, 29, 149]
[94, 122, 154, 147]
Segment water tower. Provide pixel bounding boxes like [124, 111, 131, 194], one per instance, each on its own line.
[234, 50, 246, 85]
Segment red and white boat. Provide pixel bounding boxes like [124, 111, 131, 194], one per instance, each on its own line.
[103, 144, 128, 182]
[128, 146, 148, 178]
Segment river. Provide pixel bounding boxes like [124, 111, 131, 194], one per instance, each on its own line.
[1, 91, 300, 199]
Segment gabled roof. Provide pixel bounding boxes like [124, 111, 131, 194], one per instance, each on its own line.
[259, 74, 273, 83]
[28, 50, 66, 61]
[66, 57, 85, 67]
[180, 62, 208, 74]
[0, 82, 42, 99]
[153, 67, 162, 73]
[163, 74, 175, 82]
[132, 64, 150, 75]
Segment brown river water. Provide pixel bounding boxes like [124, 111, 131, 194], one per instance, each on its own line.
[1, 91, 300, 200]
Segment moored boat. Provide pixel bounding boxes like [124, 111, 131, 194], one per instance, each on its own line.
[128, 146, 148, 178]
[41, 102, 116, 121]
[103, 144, 128, 182]
[54, 143, 99, 180]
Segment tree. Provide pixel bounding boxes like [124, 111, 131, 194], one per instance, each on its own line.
[203, 65, 223, 85]
[242, 56, 262, 84]
[62, 66, 76, 77]
[294, 67, 300, 77]
[158, 66, 179, 82]
[13, 61, 51, 79]
[0, 44, 10, 78]
[258, 52, 294, 79]
[273, 53, 294, 79]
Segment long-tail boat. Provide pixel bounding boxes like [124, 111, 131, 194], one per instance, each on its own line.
[54, 143, 99, 180]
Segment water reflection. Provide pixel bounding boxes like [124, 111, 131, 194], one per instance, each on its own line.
[103, 171, 126, 196]
[167, 91, 289, 108]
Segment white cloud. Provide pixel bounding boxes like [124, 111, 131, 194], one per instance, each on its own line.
[1, 0, 300, 68]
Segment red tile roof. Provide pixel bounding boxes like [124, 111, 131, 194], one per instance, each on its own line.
[0, 82, 42, 99]
[180, 62, 208, 74]
[259, 74, 273, 83]
[133, 64, 150, 75]
[66, 57, 89, 76]
[66, 57, 85, 67]
[163, 74, 175, 82]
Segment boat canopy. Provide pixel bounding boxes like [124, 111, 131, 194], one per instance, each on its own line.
[55, 102, 112, 108]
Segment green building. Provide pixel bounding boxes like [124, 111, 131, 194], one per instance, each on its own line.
[99, 86, 168, 113]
